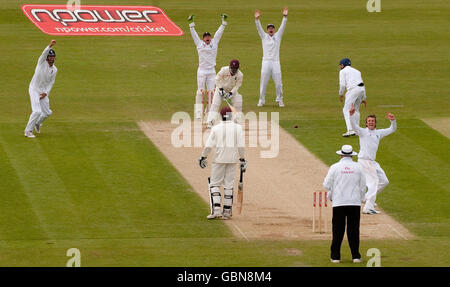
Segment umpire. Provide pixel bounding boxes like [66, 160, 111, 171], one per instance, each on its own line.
[323, 145, 366, 263]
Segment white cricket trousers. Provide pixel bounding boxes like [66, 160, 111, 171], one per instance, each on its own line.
[343, 86, 365, 132]
[259, 60, 283, 103]
[209, 162, 237, 213]
[207, 89, 243, 125]
[25, 88, 53, 133]
[358, 159, 389, 211]
[195, 68, 216, 119]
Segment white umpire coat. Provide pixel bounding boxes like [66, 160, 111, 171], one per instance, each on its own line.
[323, 157, 367, 207]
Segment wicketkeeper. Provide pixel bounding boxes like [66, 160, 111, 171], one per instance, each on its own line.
[199, 106, 247, 220]
[188, 13, 228, 120]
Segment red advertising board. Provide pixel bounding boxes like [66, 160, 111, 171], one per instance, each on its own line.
[21, 4, 184, 36]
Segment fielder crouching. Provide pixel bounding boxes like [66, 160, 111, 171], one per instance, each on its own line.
[199, 106, 247, 220]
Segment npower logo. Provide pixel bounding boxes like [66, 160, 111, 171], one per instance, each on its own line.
[21, 4, 184, 36]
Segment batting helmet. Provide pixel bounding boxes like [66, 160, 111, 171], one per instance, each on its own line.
[47, 49, 56, 57]
[339, 58, 351, 67]
[220, 106, 232, 120]
[229, 59, 240, 70]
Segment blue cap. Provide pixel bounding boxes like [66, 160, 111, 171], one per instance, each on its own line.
[339, 58, 351, 67]
[48, 49, 56, 57]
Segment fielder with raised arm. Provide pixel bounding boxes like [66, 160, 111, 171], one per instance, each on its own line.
[199, 106, 247, 220]
[24, 40, 58, 138]
[255, 7, 288, 107]
[206, 59, 243, 127]
[339, 58, 367, 137]
[349, 105, 397, 214]
[188, 14, 228, 120]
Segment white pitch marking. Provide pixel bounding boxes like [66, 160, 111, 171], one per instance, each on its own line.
[231, 222, 249, 241]
[389, 224, 408, 240]
[377, 105, 404, 108]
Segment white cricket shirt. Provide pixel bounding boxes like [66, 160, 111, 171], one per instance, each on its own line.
[29, 46, 57, 95]
[189, 23, 226, 71]
[215, 66, 243, 95]
[255, 17, 287, 61]
[323, 157, 367, 207]
[351, 115, 397, 161]
[339, 66, 364, 96]
[202, 121, 245, 163]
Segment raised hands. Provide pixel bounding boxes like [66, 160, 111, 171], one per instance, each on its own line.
[386, 113, 395, 121]
[254, 10, 261, 20]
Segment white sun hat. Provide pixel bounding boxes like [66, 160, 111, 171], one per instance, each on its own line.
[336, 145, 358, 156]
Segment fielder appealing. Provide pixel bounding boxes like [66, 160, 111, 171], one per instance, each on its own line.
[255, 7, 288, 107]
[24, 40, 58, 138]
[323, 145, 366, 264]
[188, 14, 228, 120]
[206, 59, 243, 127]
[339, 58, 367, 137]
[199, 106, 247, 220]
[349, 106, 397, 214]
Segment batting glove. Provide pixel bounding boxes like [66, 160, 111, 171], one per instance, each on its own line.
[239, 158, 247, 172]
[219, 88, 225, 98]
[226, 92, 233, 99]
[199, 156, 208, 169]
[188, 14, 195, 24]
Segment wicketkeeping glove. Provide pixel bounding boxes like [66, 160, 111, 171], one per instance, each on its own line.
[239, 158, 247, 172]
[221, 13, 228, 24]
[199, 156, 208, 169]
[188, 14, 195, 24]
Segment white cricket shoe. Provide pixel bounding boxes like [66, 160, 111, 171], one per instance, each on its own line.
[222, 209, 232, 220]
[342, 130, 356, 137]
[330, 259, 340, 264]
[363, 209, 381, 215]
[278, 99, 285, 107]
[353, 258, 363, 263]
[34, 124, 41, 134]
[24, 131, 36, 138]
[207, 210, 222, 220]
[257, 99, 265, 107]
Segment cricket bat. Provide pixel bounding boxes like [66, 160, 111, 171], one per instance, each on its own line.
[224, 97, 237, 114]
[236, 167, 244, 214]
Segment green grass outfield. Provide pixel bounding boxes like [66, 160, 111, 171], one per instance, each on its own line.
[0, 0, 448, 266]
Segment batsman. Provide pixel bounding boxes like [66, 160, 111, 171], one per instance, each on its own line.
[206, 59, 243, 127]
[199, 106, 247, 220]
